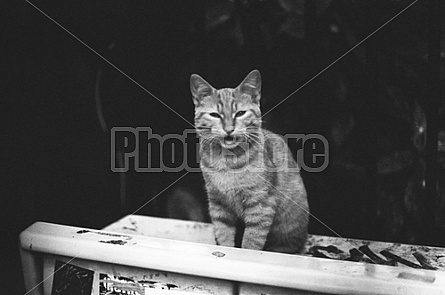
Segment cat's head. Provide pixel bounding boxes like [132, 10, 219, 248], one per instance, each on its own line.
[190, 70, 262, 149]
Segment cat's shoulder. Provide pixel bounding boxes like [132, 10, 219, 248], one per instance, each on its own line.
[260, 128, 289, 151]
[260, 128, 278, 136]
[261, 128, 285, 142]
[260, 128, 298, 169]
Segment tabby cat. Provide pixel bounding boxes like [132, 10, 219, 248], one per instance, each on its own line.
[190, 70, 309, 253]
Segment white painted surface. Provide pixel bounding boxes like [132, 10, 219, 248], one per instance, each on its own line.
[20, 220, 445, 295]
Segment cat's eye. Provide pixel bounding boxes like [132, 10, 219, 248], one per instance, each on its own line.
[235, 111, 246, 118]
[209, 112, 221, 118]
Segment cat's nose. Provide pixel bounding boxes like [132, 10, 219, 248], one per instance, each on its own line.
[224, 126, 234, 135]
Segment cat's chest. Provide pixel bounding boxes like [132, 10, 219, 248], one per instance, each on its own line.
[205, 168, 262, 192]
[205, 170, 262, 216]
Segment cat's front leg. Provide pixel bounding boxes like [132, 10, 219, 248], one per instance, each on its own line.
[241, 205, 275, 250]
[209, 200, 237, 247]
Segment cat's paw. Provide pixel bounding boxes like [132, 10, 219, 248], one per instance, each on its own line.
[215, 238, 236, 247]
[241, 239, 265, 251]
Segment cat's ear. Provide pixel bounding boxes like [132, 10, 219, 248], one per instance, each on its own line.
[190, 74, 215, 106]
[237, 69, 261, 103]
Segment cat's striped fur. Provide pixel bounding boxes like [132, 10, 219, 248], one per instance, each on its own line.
[190, 70, 309, 253]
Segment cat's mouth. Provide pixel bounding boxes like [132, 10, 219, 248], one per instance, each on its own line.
[222, 135, 238, 149]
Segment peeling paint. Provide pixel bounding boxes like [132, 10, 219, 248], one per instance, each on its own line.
[212, 251, 225, 258]
[77, 229, 132, 240]
[99, 240, 127, 245]
[398, 272, 435, 283]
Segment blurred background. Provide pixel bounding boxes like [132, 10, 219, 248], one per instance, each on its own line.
[3, 0, 445, 293]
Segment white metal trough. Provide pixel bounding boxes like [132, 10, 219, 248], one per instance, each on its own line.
[20, 215, 445, 295]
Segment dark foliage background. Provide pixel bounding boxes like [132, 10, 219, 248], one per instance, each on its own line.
[3, 0, 445, 293]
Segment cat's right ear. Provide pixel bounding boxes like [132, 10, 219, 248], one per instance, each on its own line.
[190, 74, 215, 106]
[237, 69, 261, 104]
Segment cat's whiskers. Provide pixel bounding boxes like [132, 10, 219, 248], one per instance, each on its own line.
[200, 134, 219, 147]
[195, 127, 211, 133]
[238, 130, 261, 147]
[247, 135, 262, 147]
[195, 127, 212, 137]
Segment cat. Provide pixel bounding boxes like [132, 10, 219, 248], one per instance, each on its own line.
[190, 69, 309, 253]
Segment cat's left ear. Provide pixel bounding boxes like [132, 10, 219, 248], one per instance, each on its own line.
[237, 70, 261, 104]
